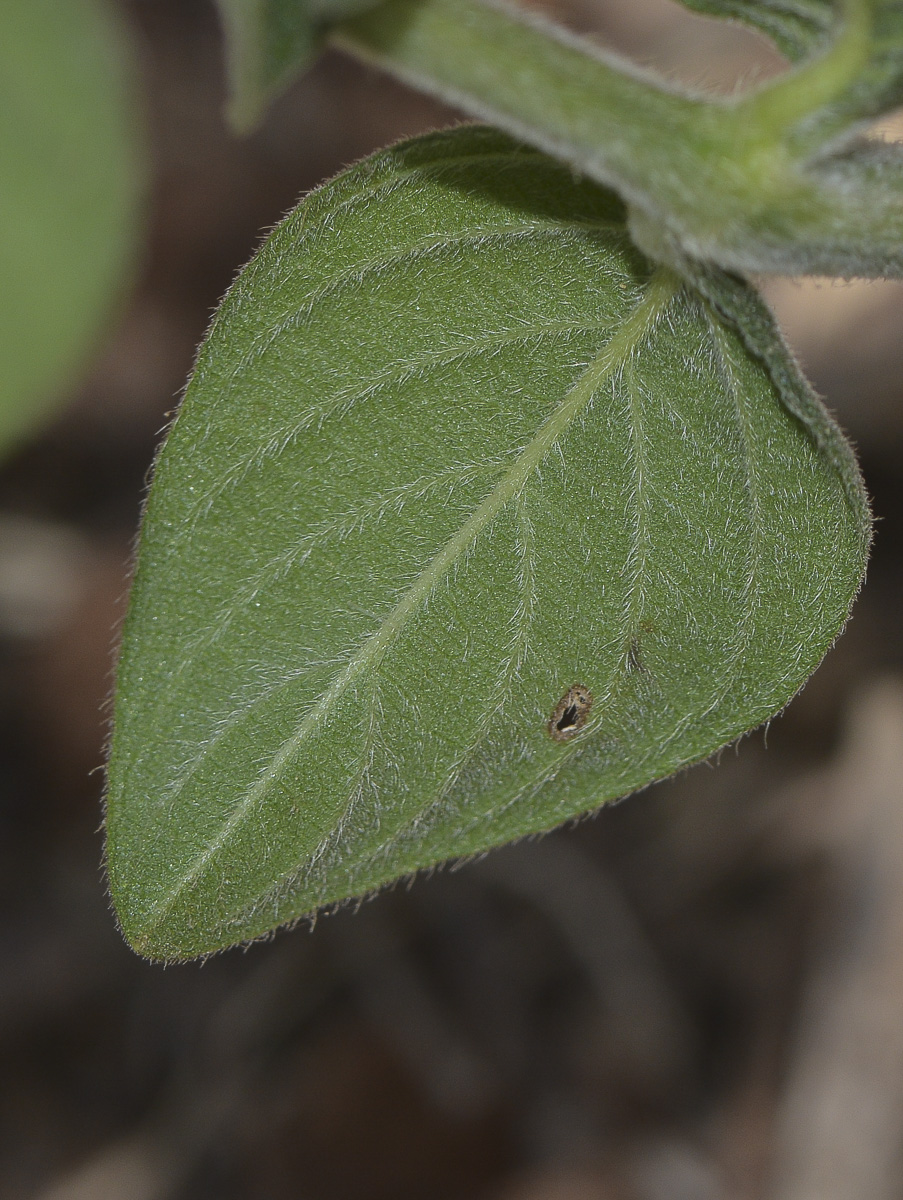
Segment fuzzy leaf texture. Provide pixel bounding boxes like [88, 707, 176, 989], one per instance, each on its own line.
[216, 0, 384, 130]
[0, 0, 139, 457]
[664, 0, 903, 273]
[106, 128, 870, 961]
[333, 0, 903, 278]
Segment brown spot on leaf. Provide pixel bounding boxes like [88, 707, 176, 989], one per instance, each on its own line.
[547, 684, 593, 741]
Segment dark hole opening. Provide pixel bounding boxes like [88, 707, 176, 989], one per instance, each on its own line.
[556, 704, 580, 732]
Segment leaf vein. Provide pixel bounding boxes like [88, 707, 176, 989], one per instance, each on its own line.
[168, 315, 631, 556]
[162, 274, 681, 928]
[230, 221, 632, 382]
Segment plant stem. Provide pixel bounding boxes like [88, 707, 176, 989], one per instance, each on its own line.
[332, 0, 731, 218]
[740, 0, 871, 143]
[332, 0, 903, 278]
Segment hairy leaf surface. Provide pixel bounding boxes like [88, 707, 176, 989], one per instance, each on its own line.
[335, 0, 903, 278]
[107, 127, 869, 961]
[0, 0, 139, 457]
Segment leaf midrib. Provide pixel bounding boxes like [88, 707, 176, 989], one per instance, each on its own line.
[139, 268, 679, 934]
[159, 222, 633, 572]
[192, 219, 631, 450]
[128, 317, 634, 781]
[159, 311, 634, 564]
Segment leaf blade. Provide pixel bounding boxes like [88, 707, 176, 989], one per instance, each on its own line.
[106, 128, 869, 960]
[673, 0, 832, 62]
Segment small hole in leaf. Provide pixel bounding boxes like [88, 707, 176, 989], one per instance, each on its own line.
[548, 684, 592, 741]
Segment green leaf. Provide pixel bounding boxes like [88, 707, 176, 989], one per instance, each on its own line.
[674, 0, 833, 62]
[335, 0, 903, 278]
[216, 0, 384, 132]
[106, 127, 870, 961]
[0, 0, 139, 458]
[673, 0, 903, 133]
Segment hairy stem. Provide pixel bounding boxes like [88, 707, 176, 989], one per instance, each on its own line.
[332, 0, 729, 217]
[331, 0, 901, 277]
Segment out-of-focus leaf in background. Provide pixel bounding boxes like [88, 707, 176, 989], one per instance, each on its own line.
[675, 0, 903, 132]
[216, 0, 385, 131]
[674, 0, 832, 62]
[0, 0, 140, 459]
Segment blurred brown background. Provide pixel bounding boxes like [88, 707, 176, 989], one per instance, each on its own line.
[2, 2, 903, 1197]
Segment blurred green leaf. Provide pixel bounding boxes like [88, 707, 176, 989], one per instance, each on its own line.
[674, 0, 903, 135]
[674, 0, 832, 62]
[216, 0, 383, 132]
[106, 128, 869, 961]
[0, 0, 140, 458]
